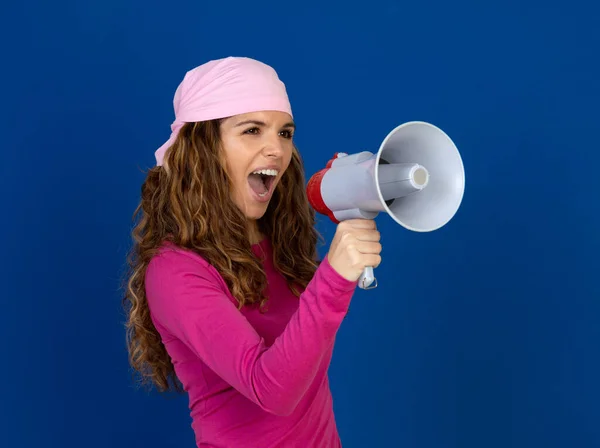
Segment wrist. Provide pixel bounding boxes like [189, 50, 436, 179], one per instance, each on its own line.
[322, 254, 358, 289]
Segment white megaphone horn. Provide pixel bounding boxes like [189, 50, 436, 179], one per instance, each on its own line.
[307, 121, 465, 290]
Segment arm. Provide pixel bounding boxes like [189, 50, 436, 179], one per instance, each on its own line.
[145, 249, 356, 416]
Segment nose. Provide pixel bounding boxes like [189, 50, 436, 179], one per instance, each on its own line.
[261, 133, 285, 158]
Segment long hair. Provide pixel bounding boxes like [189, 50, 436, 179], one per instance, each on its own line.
[122, 120, 321, 392]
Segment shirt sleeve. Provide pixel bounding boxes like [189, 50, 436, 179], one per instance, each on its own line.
[145, 248, 356, 416]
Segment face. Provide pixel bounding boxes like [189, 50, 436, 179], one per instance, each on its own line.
[220, 110, 295, 220]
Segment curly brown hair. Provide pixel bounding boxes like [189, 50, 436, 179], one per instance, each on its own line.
[122, 119, 322, 393]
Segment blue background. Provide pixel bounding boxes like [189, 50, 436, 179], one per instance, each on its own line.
[2, 1, 599, 447]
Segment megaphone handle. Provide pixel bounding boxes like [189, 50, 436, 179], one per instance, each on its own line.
[358, 266, 377, 290]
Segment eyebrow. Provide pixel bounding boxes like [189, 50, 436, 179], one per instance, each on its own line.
[234, 119, 296, 130]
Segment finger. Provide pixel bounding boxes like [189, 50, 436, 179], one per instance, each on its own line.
[354, 241, 382, 254]
[344, 219, 376, 230]
[355, 229, 380, 242]
[359, 254, 382, 269]
[371, 255, 382, 268]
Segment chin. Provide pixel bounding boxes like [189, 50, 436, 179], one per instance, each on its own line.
[245, 203, 270, 220]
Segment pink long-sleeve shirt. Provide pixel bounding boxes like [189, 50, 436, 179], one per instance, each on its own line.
[145, 238, 357, 447]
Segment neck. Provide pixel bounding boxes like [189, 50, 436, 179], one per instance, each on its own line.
[247, 220, 264, 245]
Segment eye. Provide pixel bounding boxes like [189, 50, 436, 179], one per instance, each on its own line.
[279, 129, 294, 139]
[243, 127, 260, 135]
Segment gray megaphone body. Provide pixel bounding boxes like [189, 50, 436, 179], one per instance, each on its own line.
[306, 121, 465, 289]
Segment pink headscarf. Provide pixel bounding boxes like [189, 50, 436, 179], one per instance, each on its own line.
[154, 56, 293, 166]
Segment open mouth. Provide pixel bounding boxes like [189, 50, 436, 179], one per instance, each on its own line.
[248, 169, 278, 198]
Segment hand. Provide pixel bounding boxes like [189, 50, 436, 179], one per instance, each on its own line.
[326, 219, 382, 282]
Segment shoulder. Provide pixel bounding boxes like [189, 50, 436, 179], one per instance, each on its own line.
[153, 240, 208, 263]
[145, 241, 228, 294]
[144, 242, 238, 336]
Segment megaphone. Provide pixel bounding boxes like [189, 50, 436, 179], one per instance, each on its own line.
[306, 121, 465, 290]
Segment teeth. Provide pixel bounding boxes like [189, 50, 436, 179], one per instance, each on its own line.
[252, 169, 278, 176]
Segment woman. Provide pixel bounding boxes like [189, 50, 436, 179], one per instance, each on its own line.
[123, 57, 382, 447]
